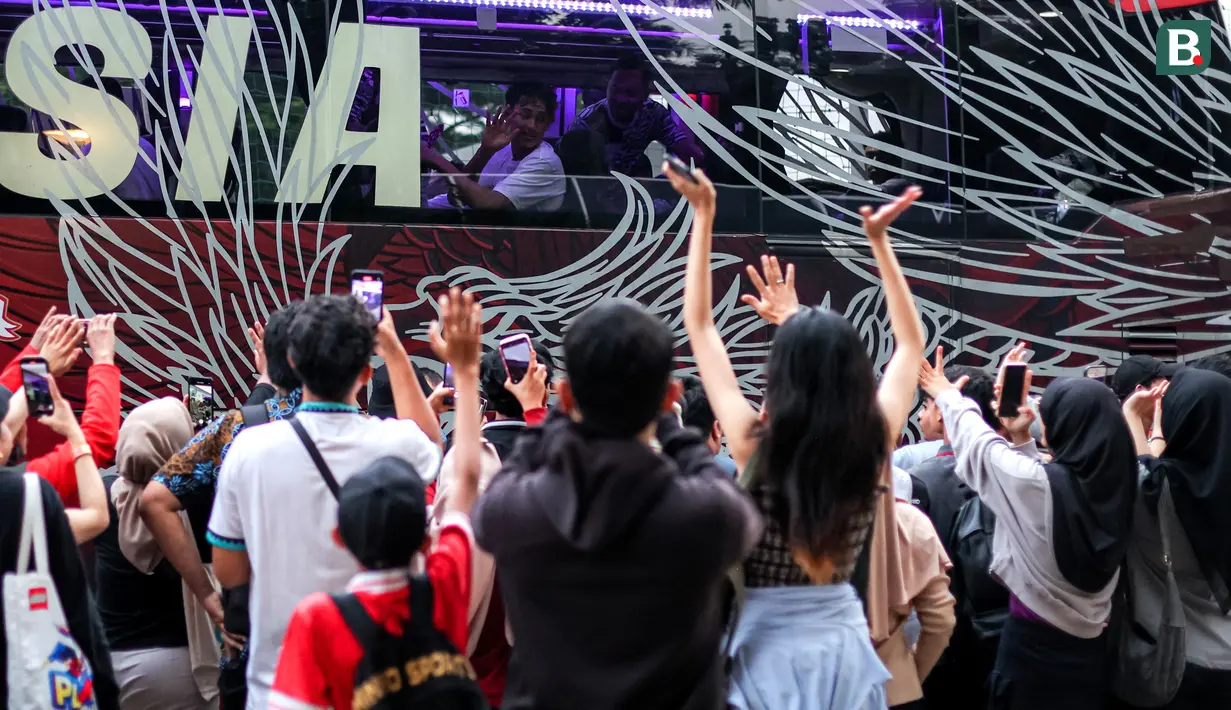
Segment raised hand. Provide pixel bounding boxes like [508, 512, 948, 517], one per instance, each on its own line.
[428, 287, 483, 371]
[994, 342, 1032, 396]
[41, 318, 84, 376]
[481, 105, 516, 154]
[859, 185, 922, 242]
[247, 321, 267, 380]
[505, 349, 548, 412]
[741, 255, 800, 326]
[29, 307, 60, 350]
[917, 345, 969, 399]
[1124, 380, 1168, 425]
[86, 314, 117, 366]
[662, 161, 716, 215]
[373, 308, 406, 360]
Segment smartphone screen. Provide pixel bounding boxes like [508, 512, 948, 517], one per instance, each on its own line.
[20, 358, 54, 417]
[350, 270, 383, 321]
[1085, 366, 1109, 381]
[185, 377, 215, 428]
[998, 364, 1028, 417]
[500, 335, 533, 385]
[442, 363, 455, 407]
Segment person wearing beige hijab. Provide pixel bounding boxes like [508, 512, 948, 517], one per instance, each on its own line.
[93, 398, 219, 710]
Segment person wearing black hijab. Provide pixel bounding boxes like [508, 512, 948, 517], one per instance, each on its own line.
[921, 360, 1138, 710]
[1042, 379, 1139, 595]
[1128, 369, 1231, 707]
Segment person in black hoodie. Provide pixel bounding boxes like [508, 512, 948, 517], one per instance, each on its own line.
[0, 384, 120, 709]
[471, 299, 762, 710]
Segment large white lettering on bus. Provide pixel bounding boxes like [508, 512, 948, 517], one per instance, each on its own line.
[0, 7, 421, 207]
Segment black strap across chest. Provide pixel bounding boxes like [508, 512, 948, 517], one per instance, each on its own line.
[289, 417, 340, 498]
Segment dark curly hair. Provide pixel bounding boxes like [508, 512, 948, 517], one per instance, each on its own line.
[288, 295, 374, 402]
[264, 301, 304, 393]
[679, 375, 716, 436]
[945, 365, 999, 431]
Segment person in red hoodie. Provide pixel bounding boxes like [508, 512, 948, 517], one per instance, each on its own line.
[270, 287, 486, 710]
[2, 312, 121, 508]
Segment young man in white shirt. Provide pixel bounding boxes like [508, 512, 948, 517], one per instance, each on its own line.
[206, 295, 442, 710]
[422, 83, 566, 212]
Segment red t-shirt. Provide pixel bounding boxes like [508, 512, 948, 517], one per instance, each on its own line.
[269, 513, 474, 710]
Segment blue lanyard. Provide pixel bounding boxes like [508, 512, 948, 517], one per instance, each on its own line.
[296, 401, 360, 414]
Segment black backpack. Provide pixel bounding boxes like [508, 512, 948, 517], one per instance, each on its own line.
[947, 496, 1009, 642]
[331, 575, 489, 710]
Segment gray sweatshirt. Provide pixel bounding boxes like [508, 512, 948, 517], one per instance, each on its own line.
[936, 389, 1117, 639]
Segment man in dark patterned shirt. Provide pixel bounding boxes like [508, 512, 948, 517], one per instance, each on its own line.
[561, 53, 704, 178]
[141, 303, 303, 630]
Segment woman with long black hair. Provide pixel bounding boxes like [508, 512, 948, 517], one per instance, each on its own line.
[1122, 368, 1231, 707]
[666, 164, 929, 709]
[919, 347, 1139, 709]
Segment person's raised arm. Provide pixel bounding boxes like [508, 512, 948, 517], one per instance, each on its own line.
[919, 352, 1044, 515]
[665, 162, 759, 471]
[246, 321, 275, 401]
[1122, 381, 1167, 456]
[79, 314, 121, 465]
[0, 307, 59, 392]
[38, 374, 108, 543]
[430, 287, 484, 516]
[375, 308, 443, 447]
[865, 187, 926, 447]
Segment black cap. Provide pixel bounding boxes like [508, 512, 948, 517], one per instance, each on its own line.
[336, 456, 426, 570]
[367, 362, 432, 420]
[1110, 355, 1179, 400]
[0, 385, 11, 422]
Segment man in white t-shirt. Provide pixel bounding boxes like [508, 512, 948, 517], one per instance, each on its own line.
[422, 83, 565, 212]
[206, 295, 442, 710]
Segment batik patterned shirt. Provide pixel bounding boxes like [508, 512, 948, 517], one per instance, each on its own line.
[151, 388, 302, 559]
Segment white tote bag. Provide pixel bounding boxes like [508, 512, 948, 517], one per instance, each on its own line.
[4, 474, 97, 710]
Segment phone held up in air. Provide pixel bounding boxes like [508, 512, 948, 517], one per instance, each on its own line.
[350, 269, 384, 321]
[500, 334, 533, 386]
[442, 363, 455, 407]
[185, 376, 215, 429]
[664, 154, 697, 183]
[20, 356, 55, 417]
[998, 364, 1028, 418]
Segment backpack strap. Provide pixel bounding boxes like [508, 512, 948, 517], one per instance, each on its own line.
[240, 403, 270, 429]
[407, 574, 434, 628]
[331, 593, 388, 648]
[290, 417, 340, 498]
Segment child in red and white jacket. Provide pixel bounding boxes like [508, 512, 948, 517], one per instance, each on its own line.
[270, 287, 487, 710]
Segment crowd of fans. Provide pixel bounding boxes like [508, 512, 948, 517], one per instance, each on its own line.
[2, 166, 1231, 710]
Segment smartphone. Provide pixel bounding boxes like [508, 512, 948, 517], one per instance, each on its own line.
[350, 269, 383, 321]
[500, 334, 533, 386]
[998, 364, 1028, 417]
[664, 154, 697, 183]
[20, 357, 54, 417]
[185, 376, 215, 428]
[442, 363, 455, 407]
[1085, 365, 1109, 381]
